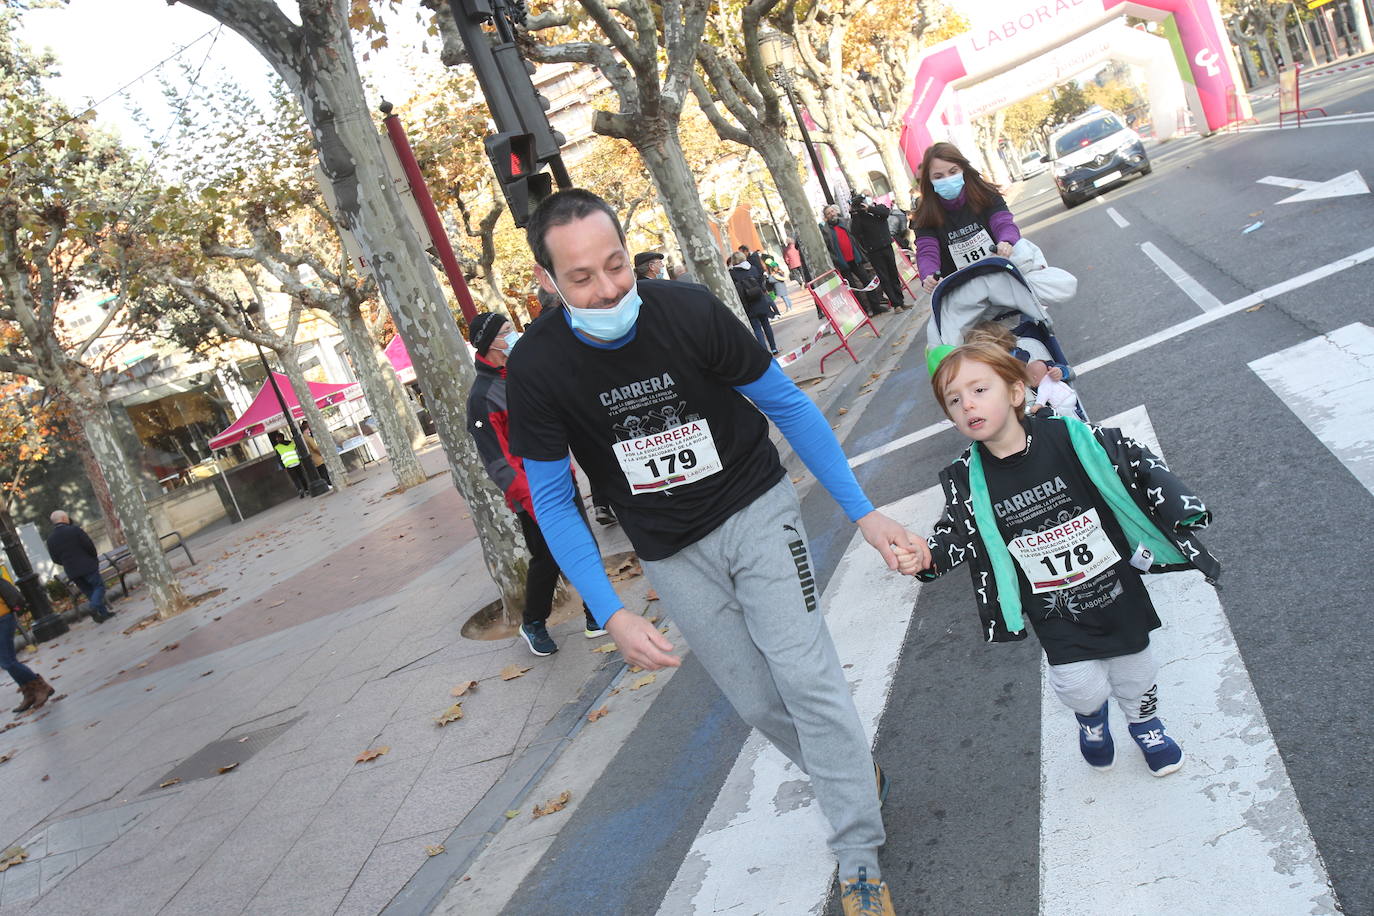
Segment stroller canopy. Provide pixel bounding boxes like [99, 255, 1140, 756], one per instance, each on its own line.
[926, 258, 1054, 349]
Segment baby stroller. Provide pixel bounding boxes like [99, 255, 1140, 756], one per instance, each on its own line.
[926, 252, 1086, 418]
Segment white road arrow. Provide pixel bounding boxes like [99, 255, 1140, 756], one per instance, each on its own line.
[1256, 169, 1369, 203]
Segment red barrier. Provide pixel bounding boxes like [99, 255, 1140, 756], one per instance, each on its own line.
[1278, 64, 1327, 127]
[808, 270, 879, 373]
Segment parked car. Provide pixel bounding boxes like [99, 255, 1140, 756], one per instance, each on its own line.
[1044, 106, 1151, 208]
[1020, 150, 1048, 179]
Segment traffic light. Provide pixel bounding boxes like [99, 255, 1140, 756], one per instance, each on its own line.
[485, 132, 553, 226]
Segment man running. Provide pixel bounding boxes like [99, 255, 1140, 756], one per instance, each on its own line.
[505, 188, 920, 916]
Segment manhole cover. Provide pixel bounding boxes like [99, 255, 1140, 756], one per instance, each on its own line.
[146, 715, 303, 792]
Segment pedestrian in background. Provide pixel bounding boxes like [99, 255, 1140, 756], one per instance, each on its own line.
[634, 251, 665, 280]
[45, 510, 113, 623]
[783, 238, 804, 284]
[820, 204, 888, 316]
[888, 204, 911, 251]
[729, 250, 779, 355]
[466, 311, 606, 653]
[850, 191, 908, 312]
[269, 430, 307, 497]
[2, 577, 55, 714]
[763, 254, 794, 313]
[299, 420, 332, 488]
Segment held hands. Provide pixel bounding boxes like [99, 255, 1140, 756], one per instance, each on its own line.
[857, 510, 931, 574]
[606, 609, 681, 671]
[996, 241, 1014, 258]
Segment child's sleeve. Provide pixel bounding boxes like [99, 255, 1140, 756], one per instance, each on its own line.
[1102, 428, 1212, 531]
[916, 482, 974, 580]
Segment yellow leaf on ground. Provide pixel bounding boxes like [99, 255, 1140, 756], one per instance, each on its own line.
[159, 777, 181, 788]
[451, 680, 479, 697]
[435, 704, 464, 726]
[628, 666, 643, 674]
[505, 809, 520, 819]
[0, 847, 27, 872]
[837, 407, 849, 415]
[630, 674, 657, 690]
[647, 617, 659, 624]
[532, 789, 572, 818]
[591, 642, 618, 654]
[424, 845, 445, 857]
[0, 750, 13, 765]
[355, 745, 391, 763]
[587, 705, 610, 722]
[500, 664, 531, 681]
[217, 763, 238, 774]
[1245, 303, 1265, 313]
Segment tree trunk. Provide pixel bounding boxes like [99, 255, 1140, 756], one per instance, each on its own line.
[215, 3, 529, 621]
[276, 346, 349, 488]
[337, 300, 427, 489]
[875, 133, 913, 209]
[633, 123, 743, 320]
[72, 424, 126, 547]
[758, 133, 831, 284]
[1270, 7, 1296, 66]
[1229, 24, 1261, 87]
[66, 374, 188, 618]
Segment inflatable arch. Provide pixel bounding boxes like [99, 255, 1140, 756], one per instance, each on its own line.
[899, 0, 1248, 171]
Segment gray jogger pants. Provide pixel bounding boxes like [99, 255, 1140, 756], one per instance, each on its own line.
[1046, 645, 1160, 722]
[641, 477, 884, 881]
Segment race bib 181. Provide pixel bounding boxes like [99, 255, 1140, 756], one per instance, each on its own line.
[950, 227, 995, 268]
[1007, 507, 1121, 593]
[614, 419, 723, 493]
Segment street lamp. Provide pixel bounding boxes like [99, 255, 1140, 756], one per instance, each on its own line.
[759, 28, 835, 207]
[855, 69, 884, 115]
[231, 295, 330, 498]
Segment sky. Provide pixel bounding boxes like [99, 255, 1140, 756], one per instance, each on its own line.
[17, 0, 444, 153]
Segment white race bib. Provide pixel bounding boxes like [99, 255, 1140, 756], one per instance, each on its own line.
[613, 419, 723, 494]
[950, 227, 996, 268]
[1006, 508, 1121, 593]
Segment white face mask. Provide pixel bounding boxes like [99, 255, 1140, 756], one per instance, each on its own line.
[552, 279, 643, 340]
[501, 330, 521, 350]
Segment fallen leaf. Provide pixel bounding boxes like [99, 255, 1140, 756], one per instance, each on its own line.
[435, 703, 464, 726]
[161, 643, 179, 652]
[630, 674, 657, 690]
[843, 663, 854, 669]
[200, 670, 214, 678]
[424, 844, 445, 857]
[791, 475, 804, 484]
[0, 846, 27, 872]
[505, 809, 521, 819]
[587, 705, 610, 722]
[646, 590, 659, 601]
[628, 666, 643, 674]
[0, 750, 14, 765]
[591, 642, 618, 654]
[451, 680, 479, 697]
[355, 745, 391, 764]
[136, 662, 149, 669]
[238, 736, 249, 743]
[837, 407, 849, 415]
[532, 789, 572, 818]
[658, 626, 669, 634]
[647, 617, 659, 624]
[268, 601, 284, 609]
[499, 664, 531, 681]
[1245, 303, 1264, 313]
[160, 777, 182, 788]
[217, 763, 238, 774]
[41, 774, 49, 782]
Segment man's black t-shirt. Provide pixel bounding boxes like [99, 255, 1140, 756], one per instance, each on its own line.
[917, 192, 1009, 277]
[506, 279, 783, 560]
[981, 419, 1159, 665]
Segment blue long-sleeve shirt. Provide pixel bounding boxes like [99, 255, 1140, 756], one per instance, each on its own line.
[526, 361, 872, 626]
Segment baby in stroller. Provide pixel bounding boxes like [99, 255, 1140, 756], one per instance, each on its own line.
[964, 320, 1083, 419]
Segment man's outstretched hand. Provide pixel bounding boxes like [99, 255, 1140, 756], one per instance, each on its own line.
[857, 510, 930, 572]
[605, 609, 681, 671]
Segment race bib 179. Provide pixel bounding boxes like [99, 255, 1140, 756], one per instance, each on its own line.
[1006, 507, 1121, 593]
[613, 419, 723, 493]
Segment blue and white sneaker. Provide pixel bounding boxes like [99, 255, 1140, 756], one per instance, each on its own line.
[1074, 701, 1115, 770]
[1128, 717, 1185, 777]
[519, 622, 558, 657]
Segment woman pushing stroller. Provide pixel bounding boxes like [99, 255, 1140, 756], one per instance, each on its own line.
[915, 142, 1023, 291]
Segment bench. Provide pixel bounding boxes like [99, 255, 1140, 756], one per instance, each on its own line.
[97, 531, 196, 598]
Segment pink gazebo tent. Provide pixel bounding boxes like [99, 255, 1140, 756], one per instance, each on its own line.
[384, 334, 415, 384]
[209, 372, 359, 449]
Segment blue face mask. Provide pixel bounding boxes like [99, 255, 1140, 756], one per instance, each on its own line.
[501, 330, 522, 350]
[932, 173, 965, 200]
[558, 280, 642, 341]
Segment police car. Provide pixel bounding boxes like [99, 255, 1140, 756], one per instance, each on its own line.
[1043, 107, 1151, 209]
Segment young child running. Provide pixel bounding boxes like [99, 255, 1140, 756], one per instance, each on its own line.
[896, 343, 1221, 775]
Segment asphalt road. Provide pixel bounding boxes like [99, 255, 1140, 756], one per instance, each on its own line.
[499, 70, 1374, 916]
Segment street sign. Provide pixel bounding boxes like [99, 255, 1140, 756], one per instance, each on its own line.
[1306, 0, 1334, 9]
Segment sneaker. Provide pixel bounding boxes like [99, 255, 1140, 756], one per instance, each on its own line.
[519, 622, 558, 657]
[1074, 701, 1115, 770]
[1128, 717, 1184, 776]
[874, 762, 890, 807]
[583, 616, 607, 639]
[839, 867, 895, 916]
[593, 504, 616, 526]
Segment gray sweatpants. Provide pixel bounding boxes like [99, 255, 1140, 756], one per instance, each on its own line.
[642, 478, 884, 881]
[1046, 645, 1159, 723]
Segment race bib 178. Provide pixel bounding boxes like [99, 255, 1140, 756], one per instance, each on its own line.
[613, 419, 723, 493]
[1006, 507, 1121, 593]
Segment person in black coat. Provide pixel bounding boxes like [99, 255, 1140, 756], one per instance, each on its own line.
[45, 510, 113, 622]
[819, 205, 888, 316]
[850, 191, 909, 311]
[729, 251, 778, 355]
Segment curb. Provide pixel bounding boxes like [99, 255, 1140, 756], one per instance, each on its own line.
[381, 653, 631, 914]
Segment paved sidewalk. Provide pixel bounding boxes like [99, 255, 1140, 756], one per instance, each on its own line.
[0, 290, 930, 916]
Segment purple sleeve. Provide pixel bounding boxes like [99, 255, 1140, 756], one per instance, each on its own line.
[988, 209, 1022, 245]
[916, 236, 941, 277]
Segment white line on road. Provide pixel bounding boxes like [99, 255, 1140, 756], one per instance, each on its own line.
[1233, 114, 1374, 133]
[656, 487, 942, 915]
[1105, 207, 1130, 228]
[1249, 322, 1374, 494]
[1256, 175, 1317, 190]
[847, 245, 1374, 468]
[1140, 241, 1225, 312]
[1040, 406, 1337, 915]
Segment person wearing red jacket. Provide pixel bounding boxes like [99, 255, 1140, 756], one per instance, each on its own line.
[466, 311, 604, 656]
